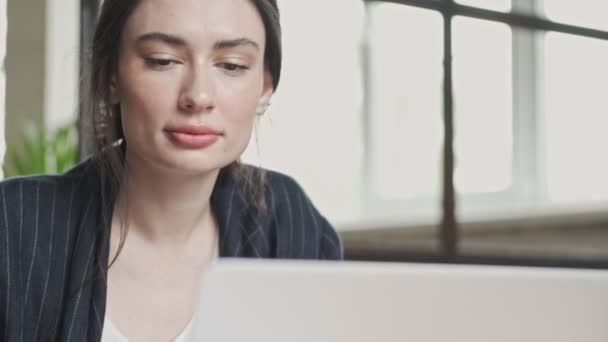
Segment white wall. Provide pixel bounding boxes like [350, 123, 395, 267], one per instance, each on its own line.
[4, 0, 46, 159]
[44, 0, 80, 132]
[3, 0, 79, 174]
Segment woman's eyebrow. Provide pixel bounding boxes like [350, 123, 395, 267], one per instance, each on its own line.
[135, 33, 259, 52]
[136, 32, 187, 47]
[213, 38, 260, 51]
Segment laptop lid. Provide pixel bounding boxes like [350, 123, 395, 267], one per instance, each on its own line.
[191, 260, 608, 342]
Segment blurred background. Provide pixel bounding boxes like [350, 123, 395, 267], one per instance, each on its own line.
[1, 0, 607, 267]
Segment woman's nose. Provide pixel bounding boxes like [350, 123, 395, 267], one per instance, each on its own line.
[178, 67, 215, 113]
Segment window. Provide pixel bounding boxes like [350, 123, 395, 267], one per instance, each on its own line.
[366, 4, 443, 225]
[453, 17, 513, 195]
[242, 0, 608, 230]
[544, 33, 608, 203]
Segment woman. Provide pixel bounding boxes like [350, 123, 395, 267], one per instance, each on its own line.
[0, 0, 342, 341]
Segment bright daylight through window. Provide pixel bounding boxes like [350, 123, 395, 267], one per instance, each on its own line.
[243, 0, 608, 229]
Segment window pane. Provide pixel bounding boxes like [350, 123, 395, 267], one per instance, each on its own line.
[368, 4, 443, 201]
[544, 33, 608, 202]
[455, 0, 511, 12]
[453, 17, 513, 194]
[242, 0, 365, 226]
[544, 1, 608, 32]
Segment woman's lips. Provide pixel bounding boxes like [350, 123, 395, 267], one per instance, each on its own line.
[165, 125, 221, 149]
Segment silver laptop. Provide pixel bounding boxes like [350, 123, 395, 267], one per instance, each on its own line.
[190, 260, 608, 342]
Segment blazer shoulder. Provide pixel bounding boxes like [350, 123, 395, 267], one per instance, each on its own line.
[246, 165, 343, 260]
[0, 158, 98, 219]
[0, 157, 95, 189]
[241, 165, 313, 210]
[223, 164, 309, 210]
[264, 167, 306, 197]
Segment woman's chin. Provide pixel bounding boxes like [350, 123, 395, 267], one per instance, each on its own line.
[127, 145, 239, 177]
[160, 155, 233, 176]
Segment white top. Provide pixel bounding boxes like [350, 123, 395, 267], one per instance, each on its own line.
[102, 239, 219, 342]
[101, 316, 194, 342]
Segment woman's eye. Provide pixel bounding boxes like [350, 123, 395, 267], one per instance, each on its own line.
[220, 63, 249, 73]
[144, 58, 175, 69]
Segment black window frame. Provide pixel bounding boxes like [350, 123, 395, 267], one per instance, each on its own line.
[352, 0, 608, 269]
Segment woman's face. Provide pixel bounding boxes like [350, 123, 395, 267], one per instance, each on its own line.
[113, 0, 272, 175]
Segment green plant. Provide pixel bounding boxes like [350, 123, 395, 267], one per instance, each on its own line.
[4, 122, 78, 178]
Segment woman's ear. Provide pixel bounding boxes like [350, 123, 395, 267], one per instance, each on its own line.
[256, 70, 274, 115]
[110, 75, 120, 104]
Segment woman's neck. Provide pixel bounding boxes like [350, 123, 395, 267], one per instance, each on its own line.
[114, 155, 220, 246]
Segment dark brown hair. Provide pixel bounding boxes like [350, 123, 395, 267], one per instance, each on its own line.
[82, 0, 282, 268]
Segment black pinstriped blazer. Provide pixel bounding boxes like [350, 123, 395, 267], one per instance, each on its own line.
[0, 158, 342, 341]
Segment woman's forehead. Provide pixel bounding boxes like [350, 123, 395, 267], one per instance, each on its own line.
[123, 0, 266, 46]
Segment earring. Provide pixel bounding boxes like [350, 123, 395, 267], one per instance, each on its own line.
[256, 102, 271, 116]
